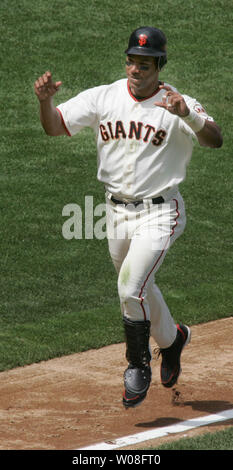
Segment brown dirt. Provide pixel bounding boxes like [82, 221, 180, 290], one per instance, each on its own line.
[0, 317, 232, 450]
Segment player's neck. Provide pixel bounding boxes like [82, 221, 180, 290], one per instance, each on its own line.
[129, 80, 161, 100]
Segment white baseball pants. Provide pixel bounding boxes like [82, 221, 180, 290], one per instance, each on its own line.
[106, 190, 186, 349]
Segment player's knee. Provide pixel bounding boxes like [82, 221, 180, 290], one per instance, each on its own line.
[118, 277, 139, 304]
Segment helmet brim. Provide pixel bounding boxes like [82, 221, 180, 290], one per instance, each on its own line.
[125, 47, 166, 57]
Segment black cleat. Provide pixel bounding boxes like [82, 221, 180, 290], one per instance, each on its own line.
[160, 324, 191, 388]
[123, 365, 151, 408]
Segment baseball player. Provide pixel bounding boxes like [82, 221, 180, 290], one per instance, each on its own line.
[35, 26, 223, 408]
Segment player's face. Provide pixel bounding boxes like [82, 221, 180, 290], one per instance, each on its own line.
[126, 55, 158, 97]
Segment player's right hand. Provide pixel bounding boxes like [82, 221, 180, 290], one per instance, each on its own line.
[34, 71, 62, 102]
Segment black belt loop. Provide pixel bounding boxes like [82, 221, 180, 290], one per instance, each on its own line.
[110, 195, 164, 207]
[152, 196, 164, 204]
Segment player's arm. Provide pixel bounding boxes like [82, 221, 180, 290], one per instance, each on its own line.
[34, 71, 67, 136]
[193, 120, 223, 148]
[154, 85, 223, 148]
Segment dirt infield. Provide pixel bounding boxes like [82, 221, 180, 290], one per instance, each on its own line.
[0, 317, 232, 450]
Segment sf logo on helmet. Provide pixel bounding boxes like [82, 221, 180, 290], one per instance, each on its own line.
[138, 34, 148, 46]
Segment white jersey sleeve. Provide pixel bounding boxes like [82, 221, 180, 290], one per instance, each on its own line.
[56, 87, 101, 136]
[179, 94, 214, 137]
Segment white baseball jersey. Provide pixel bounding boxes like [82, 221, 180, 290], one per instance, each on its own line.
[57, 78, 213, 200]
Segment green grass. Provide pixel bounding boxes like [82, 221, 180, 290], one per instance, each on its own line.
[0, 0, 232, 373]
[0, 304, 124, 370]
[148, 426, 233, 450]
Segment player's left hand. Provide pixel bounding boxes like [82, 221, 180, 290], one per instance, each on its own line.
[154, 85, 190, 117]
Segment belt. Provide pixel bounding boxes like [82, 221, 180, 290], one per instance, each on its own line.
[110, 195, 164, 207]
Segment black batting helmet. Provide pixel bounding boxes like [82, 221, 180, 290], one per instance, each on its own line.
[125, 26, 167, 70]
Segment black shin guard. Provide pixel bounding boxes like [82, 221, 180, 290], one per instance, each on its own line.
[123, 317, 152, 406]
[123, 316, 151, 367]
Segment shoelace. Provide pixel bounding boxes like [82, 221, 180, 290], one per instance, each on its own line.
[153, 346, 174, 364]
[153, 347, 162, 360]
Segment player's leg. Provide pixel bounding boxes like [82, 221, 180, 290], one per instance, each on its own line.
[106, 199, 153, 408]
[146, 195, 191, 389]
[118, 194, 189, 405]
[118, 230, 171, 407]
[146, 278, 191, 388]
